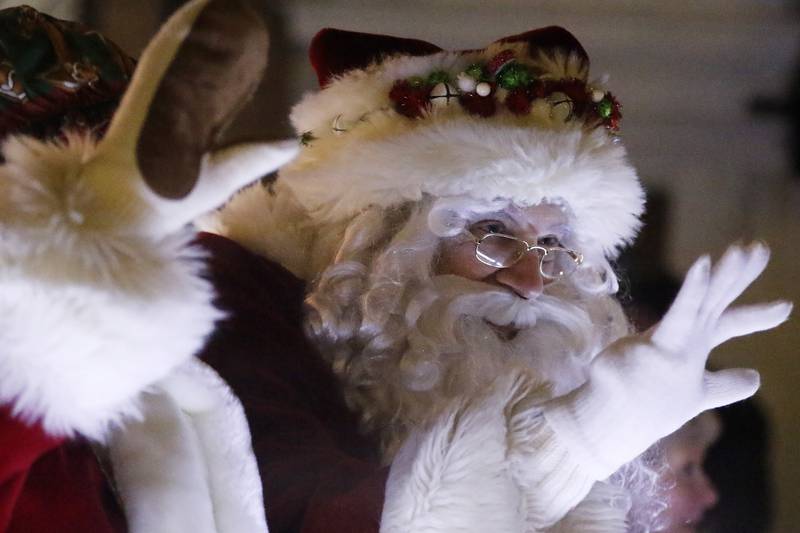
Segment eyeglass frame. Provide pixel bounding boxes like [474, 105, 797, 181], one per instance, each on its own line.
[467, 230, 584, 280]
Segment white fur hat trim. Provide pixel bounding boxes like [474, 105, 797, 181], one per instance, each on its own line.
[278, 42, 644, 258]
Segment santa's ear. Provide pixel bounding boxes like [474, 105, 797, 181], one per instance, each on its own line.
[310, 28, 442, 87]
[96, 0, 268, 199]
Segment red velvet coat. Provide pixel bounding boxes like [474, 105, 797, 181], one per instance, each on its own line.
[0, 233, 387, 533]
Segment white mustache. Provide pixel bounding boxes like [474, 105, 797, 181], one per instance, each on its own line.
[408, 275, 571, 330]
[398, 273, 600, 396]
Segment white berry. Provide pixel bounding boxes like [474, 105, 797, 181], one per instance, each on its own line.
[457, 72, 476, 93]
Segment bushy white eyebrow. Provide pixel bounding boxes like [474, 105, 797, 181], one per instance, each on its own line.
[544, 223, 571, 238]
[464, 202, 572, 239]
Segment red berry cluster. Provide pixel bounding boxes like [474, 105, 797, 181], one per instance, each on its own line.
[459, 91, 496, 117]
[387, 50, 622, 131]
[505, 89, 531, 115]
[603, 93, 622, 131]
[389, 80, 432, 118]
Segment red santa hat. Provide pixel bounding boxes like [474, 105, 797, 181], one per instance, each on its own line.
[277, 27, 645, 258]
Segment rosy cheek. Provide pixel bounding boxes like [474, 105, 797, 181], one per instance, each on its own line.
[436, 241, 497, 280]
[664, 480, 693, 524]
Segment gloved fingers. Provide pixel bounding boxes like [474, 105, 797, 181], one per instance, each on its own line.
[147, 140, 299, 235]
[702, 367, 760, 410]
[651, 254, 710, 350]
[702, 243, 770, 325]
[699, 244, 747, 324]
[711, 300, 793, 347]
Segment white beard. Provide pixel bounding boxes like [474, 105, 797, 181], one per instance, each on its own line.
[398, 274, 610, 400]
[310, 269, 626, 458]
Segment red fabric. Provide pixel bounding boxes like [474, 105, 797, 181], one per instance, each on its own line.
[0, 406, 62, 531]
[310, 28, 442, 87]
[0, 406, 126, 532]
[198, 232, 388, 533]
[309, 26, 587, 89]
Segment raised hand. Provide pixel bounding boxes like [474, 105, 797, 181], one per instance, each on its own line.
[543, 243, 791, 480]
[648, 243, 790, 410]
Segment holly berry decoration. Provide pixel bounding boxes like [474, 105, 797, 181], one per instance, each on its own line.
[464, 63, 486, 82]
[496, 63, 533, 90]
[594, 93, 621, 131]
[460, 91, 497, 117]
[426, 70, 450, 85]
[505, 88, 532, 115]
[380, 54, 623, 131]
[487, 49, 516, 76]
[389, 79, 433, 118]
[596, 99, 613, 119]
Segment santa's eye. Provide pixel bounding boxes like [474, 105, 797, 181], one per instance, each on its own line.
[471, 220, 507, 235]
[681, 461, 699, 477]
[537, 234, 562, 248]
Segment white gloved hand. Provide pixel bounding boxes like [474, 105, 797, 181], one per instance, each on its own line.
[544, 243, 792, 480]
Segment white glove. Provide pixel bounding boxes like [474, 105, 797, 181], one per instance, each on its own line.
[0, 0, 298, 440]
[543, 243, 791, 480]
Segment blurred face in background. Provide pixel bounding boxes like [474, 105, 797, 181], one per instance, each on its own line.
[660, 412, 721, 533]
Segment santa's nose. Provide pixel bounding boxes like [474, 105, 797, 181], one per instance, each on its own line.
[698, 473, 719, 509]
[495, 250, 545, 299]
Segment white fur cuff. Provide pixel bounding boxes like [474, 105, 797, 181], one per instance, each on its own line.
[381, 374, 599, 532]
[0, 136, 221, 440]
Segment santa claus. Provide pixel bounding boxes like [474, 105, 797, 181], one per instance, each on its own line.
[0, 1, 790, 532]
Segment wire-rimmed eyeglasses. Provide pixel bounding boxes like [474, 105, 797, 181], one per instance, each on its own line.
[470, 232, 584, 280]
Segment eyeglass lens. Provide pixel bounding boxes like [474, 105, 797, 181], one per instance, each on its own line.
[539, 250, 576, 278]
[475, 234, 577, 278]
[475, 234, 527, 267]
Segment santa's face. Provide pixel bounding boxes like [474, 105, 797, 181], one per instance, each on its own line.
[392, 201, 602, 397]
[660, 443, 718, 533]
[435, 203, 573, 336]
